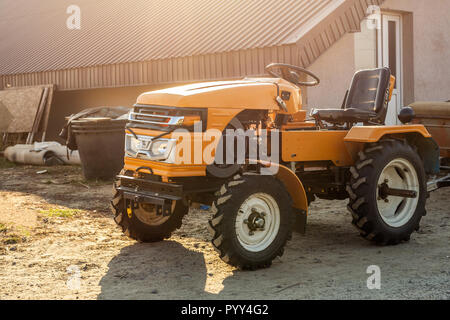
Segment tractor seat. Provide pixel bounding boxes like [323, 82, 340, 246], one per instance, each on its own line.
[311, 68, 392, 125]
[312, 108, 377, 123]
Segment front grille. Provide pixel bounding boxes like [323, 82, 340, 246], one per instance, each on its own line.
[128, 105, 207, 131]
[129, 112, 183, 127]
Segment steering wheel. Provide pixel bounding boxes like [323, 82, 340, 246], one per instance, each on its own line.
[265, 63, 320, 87]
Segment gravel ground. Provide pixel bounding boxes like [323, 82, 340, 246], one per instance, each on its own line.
[0, 163, 449, 300]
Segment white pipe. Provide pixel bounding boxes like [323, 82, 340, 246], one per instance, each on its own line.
[4, 142, 80, 165]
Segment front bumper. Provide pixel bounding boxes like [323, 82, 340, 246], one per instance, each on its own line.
[117, 174, 183, 216]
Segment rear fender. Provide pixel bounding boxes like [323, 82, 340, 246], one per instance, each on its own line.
[344, 125, 440, 175]
[344, 125, 431, 143]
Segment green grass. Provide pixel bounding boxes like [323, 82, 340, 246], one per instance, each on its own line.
[0, 157, 15, 169]
[15, 226, 31, 237]
[3, 234, 21, 245]
[39, 208, 82, 218]
[0, 224, 29, 245]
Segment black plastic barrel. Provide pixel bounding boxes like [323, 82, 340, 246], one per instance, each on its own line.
[71, 117, 127, 180]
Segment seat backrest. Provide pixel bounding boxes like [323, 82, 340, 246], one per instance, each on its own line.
[345, 68, 391, 122]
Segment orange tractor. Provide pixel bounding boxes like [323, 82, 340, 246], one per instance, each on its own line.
[111, 63, 446, 269]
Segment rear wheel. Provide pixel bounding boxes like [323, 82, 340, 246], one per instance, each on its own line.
[208, 174, 295, 269]
[346, 139, 427, 245]
[111, 171, 188, 242]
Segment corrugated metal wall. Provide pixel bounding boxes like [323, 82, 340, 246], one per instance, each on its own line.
[1, 44, 303, 90]
[0, 0, 338, 75]
[0, 0, 384, 91]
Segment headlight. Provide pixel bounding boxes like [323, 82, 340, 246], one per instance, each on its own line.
[125, 134, 176, 162]
[150, 140, 170, 156]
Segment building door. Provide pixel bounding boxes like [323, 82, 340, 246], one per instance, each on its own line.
[378, 14, 402, 125]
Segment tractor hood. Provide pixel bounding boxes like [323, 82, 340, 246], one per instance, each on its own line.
[136, 78, 300, 111]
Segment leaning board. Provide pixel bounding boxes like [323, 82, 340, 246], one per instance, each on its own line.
[0, 87, 44, 133]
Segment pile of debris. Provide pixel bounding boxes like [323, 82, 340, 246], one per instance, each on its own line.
[1, 84, 130, 174]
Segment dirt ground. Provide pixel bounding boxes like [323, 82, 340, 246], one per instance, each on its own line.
[0, 160, 448, 300]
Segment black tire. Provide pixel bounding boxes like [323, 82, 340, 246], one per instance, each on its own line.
[208, 174, 295, 270]
[206, 118, 244, 178]
[111, 171, 188, 242]
[346, 139, 427, 245]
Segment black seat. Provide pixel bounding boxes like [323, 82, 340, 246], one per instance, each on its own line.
[311, 68, 392, 125]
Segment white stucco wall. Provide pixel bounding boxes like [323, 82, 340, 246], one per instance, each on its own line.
[354, 19, 377, 71]
[306, 0, 450, 110]
[382, 0, 450, 101]
[305, 33, 356, 111]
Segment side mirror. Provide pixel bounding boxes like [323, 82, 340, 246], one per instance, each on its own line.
[398, 107, 415, 124]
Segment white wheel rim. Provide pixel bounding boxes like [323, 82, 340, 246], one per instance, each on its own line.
[235, 193, 280, 252]
[377, 158, 419, 228]
[134, 202, 174, 226]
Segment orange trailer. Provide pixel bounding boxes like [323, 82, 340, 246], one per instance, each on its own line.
[410, 101, 450, 159]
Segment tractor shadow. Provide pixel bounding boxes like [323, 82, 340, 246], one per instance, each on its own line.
[98, 240, 216, 299]
[98, 214, 384, 299]
[214, 219, 378, 299]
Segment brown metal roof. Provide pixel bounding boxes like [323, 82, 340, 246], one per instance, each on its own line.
[0, 0, 384, 89]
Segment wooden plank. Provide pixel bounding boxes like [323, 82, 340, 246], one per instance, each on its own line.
[26, 87, 48, 144]
[39, 85, 55, 141]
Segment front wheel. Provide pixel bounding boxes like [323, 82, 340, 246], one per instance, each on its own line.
[111, 173, 188, 242]
[347, 139, 427, 245]
[208, 174, 295, 269]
